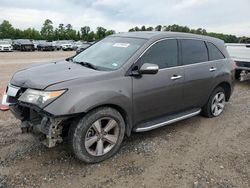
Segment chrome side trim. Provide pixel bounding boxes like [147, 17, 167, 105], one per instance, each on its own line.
[135, 109, 201, 132]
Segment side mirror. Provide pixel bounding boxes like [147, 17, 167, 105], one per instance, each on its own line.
[139, 63, 159, 75]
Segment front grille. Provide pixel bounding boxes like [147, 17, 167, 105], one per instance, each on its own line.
[236, 61, 250, 68]
[7, 96, 18, 103]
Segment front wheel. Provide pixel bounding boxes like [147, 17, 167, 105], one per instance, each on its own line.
[202, 87, 226, 118]
[69, 107, 125, 163]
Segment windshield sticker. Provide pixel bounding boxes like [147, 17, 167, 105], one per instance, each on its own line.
[112, 63, 118, 67]
[113, 43, 130, 48]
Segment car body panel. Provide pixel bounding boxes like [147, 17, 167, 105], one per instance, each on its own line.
[4, 32, 234, 140]
[132, 67, 184, 124]
[10, 60, 109, 89]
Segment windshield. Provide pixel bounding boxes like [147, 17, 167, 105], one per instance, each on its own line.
[73, 36, 146, 70]
[0, 41, 10, 44]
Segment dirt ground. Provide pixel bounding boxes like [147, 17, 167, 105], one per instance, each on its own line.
[0, 52, 249, 188]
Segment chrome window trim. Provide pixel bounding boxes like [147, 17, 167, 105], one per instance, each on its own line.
[135, 37, 227, 71]
[159, 58, 228, 71]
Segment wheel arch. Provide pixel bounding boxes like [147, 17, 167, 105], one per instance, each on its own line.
[214, 81, 232, 101]
[84, 104, 132, 137]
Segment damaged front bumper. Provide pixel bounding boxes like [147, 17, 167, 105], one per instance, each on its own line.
[2, 84, 71, 148]
[10, 104, 68, 148]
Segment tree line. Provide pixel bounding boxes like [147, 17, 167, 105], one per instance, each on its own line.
[0, 19, 115, 42]
[129, 25, 242, 43]
[0, 19, 248, 43]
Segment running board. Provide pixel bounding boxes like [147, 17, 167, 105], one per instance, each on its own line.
[134, 108, 201, 132]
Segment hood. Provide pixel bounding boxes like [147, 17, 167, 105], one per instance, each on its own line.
[10, 60, 106, 90]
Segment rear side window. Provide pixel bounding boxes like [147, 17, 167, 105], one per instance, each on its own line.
[181, 39, 208, 65]
[207, 42, 225, 61]
[140, 39, 178, 69]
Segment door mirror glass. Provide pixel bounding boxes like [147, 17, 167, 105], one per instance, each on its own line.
[139, 63, 159, 74]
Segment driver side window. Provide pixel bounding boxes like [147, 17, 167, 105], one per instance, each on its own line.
[140, 39, 178, 69]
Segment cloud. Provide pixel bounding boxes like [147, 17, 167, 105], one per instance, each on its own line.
[0, 0, 250, 36]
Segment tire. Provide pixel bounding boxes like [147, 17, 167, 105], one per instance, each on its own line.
[202, 87, 226, 118]
[69, 107, 125, 163]
[235, 70, 241, 80]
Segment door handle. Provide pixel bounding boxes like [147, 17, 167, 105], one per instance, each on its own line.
[171, 75, 182, 80]
[209, 67, 217, 72]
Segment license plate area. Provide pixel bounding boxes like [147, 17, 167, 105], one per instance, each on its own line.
[7, 85, 20, 97]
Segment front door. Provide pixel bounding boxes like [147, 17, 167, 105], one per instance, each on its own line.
[132, 39, 184, 125]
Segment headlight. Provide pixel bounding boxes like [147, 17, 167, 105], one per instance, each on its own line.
[18, 89, 66, 108]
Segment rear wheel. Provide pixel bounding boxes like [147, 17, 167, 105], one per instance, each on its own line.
[69, 107, 125, 163]
[202, 87, 226, 118]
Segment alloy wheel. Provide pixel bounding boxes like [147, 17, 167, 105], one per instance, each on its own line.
[211, 92, 225, 116]
[84, 117, 120, 156]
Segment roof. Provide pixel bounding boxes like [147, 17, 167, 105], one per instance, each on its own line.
[113, 31, 224, 44]
[112, 31, 229, 58]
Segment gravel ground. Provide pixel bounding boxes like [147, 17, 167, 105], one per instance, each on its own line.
[0, 52, 250, 188]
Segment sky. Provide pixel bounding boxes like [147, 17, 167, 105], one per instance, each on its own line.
[0, 0, 250, 36]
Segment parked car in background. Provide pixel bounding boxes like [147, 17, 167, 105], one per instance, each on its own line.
[13, 39, 35, 51]
[37, 41, 55, 51]
[75, 43, 92, 54]
[60, 40, 74, 51]
[0, 40, 13, 52]
[73, 41, 84, 50]
[226, 43, 250, 79]
[52, 41, 62, 51]
[33, 40, 46, 50]
[2, 32, 235, 163]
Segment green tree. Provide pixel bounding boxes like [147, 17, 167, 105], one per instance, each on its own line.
[23, 28, 42, 39]
[146, 27, 154, 31]
[81, 26, 90, 41]
[155, 25, 162, 31]
[40, 19, 54, 41]
[77, 31, 81, 40]
[95, 27, 107, 40]
[0, 20, 15, 39]
[105, 30, 115, 36]
[141, 25, 146, 31]
[54, 28, 59, 40]
[128, 28, 135, 32]
[65, 24, 77, 40]
[58, 24, 65, 40]
[14, 29, 24, 39]
[87, 31, 95, 41]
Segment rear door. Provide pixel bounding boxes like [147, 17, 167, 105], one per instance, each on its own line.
[180, 39, 214, 108]
[132, 39, 184, 125]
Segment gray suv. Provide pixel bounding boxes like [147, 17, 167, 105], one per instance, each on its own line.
[2, 32, 235, 163]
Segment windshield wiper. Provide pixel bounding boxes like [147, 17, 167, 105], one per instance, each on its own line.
[73, 61, 99, 70]
[65, 57, 73, 62]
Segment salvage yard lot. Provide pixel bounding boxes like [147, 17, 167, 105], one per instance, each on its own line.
[0, 52, 250, 188]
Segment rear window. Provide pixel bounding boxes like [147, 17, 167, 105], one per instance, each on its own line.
[181, 39, 208, 65]
[207, 42, 225, 61]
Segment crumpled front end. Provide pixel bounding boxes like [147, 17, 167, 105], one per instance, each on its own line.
[1, 84, 71, 148]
